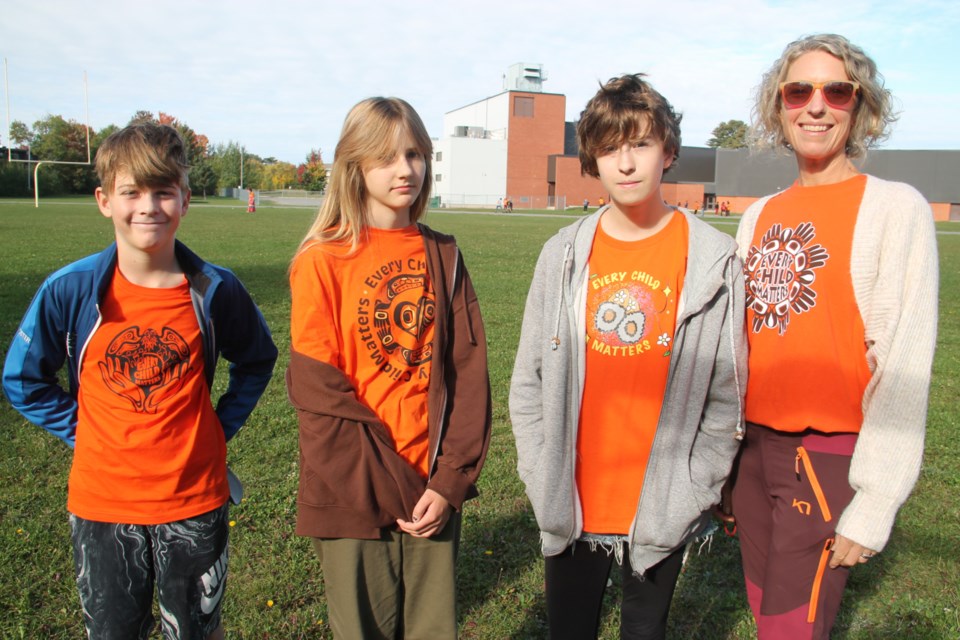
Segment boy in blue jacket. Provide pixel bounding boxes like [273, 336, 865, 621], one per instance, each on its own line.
[2, 123, 277, 640]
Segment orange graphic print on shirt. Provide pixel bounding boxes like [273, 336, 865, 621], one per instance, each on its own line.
[98, 326, 191, 414]
[744, 222, 829, 335]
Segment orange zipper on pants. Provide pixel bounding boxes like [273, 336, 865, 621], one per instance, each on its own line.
[809, 537, 834, 623]
[796, 447, 832, 521]
[796, 446, 834, 624]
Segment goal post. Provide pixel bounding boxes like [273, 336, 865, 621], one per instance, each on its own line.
[4, 58, 92, 207]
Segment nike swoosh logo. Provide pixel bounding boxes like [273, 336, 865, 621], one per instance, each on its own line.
[200, 547, 229, 614]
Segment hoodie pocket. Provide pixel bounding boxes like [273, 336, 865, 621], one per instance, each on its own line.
[523, 448, 575, 537]
[636, 471, 705, 549]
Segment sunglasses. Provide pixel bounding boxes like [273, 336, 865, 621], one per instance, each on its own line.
[779, 80, 860, 109]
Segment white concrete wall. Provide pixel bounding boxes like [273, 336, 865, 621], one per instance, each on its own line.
[442, 93, 510, 140]
[433, 136, 507, 207]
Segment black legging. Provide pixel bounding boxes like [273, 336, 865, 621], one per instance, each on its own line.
[545, 540, 685, 640]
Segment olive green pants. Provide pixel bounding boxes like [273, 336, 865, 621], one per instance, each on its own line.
[312, 513, 461, 639]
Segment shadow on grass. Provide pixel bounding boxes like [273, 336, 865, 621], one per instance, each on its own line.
[457, 504, 549, 638]
[456, 502, 756, 639]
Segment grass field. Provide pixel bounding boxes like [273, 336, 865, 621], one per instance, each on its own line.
[0, 199, 957, 639]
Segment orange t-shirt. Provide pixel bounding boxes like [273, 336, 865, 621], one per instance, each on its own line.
[744, 174, 871, 433]
[70, 268, 228, 524]
[290, 226, 435, 478]
[577, 212, 688, 534]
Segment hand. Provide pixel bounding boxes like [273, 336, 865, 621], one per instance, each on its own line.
[829, 533, 878, 568]
[713, 504, 736, 523]
[713, 475, 736, 525]
[396, 488, 452, 538]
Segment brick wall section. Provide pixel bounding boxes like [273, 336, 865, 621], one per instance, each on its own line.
[661, 183, 705, 210]
[715, 195, 760, 215]
[553, 159, 710, 212]
[554, 156, 608, 207]
[930, 202, 950, 221]
[506, 92, 566, 203]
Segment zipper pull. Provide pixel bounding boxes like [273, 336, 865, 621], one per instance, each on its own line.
[795, 450, 802, 481]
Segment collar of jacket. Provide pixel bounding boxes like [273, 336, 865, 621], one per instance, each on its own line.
[90, 240, 223, 302]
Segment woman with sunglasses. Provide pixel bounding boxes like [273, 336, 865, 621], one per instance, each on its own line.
[730, 34, 938, 639]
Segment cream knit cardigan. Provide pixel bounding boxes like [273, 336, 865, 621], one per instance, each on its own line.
[736, 174, 939, 552]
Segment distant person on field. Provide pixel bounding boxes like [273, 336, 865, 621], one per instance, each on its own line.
[583, 198, 590, 212]
[729, 34, 939, 639]
[496, 197, 503, 212]
[247, 188, 256, 213]
[287, 97, 491, 639]
[1, 123, 278, 640]
[510, 73, 747, 640]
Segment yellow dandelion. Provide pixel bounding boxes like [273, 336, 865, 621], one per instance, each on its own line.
[266, 599, 274, 608]
[229, 520, 236, 527]
[484, 550, 493, 555]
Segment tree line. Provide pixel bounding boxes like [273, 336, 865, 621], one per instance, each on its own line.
[0, 111, 327, 197]
[2, 114, 747, 198]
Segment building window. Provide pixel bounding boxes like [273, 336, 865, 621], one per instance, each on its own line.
[435, 151, 442, 161]
[514, 96, 534, 118]
[435, 174, 442, 182]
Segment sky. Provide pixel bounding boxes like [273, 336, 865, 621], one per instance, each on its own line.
[2, 0, 959, 165]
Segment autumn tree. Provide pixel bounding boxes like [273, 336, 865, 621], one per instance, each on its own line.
[297, 149, 327, 193]
[263, 161, 297, 190]
[707, 119, 749, 149]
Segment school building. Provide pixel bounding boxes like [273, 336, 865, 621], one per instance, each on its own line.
[431, 63, 960, 221]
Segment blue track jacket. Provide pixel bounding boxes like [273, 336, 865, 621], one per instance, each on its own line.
[3, 241, 278, 447]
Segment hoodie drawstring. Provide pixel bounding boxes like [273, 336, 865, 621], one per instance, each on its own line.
[551, 243, 572, 350]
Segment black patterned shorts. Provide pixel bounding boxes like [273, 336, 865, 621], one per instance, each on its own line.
[69, 503, 229, 640]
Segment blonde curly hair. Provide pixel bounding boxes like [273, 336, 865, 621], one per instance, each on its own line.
[750, 34, 897, 159]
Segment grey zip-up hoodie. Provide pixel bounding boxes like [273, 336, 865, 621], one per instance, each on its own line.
[510, 209, 747, 575]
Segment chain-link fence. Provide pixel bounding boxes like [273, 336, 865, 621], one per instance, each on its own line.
[435, 194, 567, 210]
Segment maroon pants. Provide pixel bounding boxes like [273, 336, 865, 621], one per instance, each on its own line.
[732, 423, 857, 640]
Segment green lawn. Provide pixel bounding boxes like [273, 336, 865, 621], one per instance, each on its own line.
[0, 199, 957, 639]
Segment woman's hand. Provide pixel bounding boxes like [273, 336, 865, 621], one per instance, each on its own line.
[829, 533, 878, 568]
